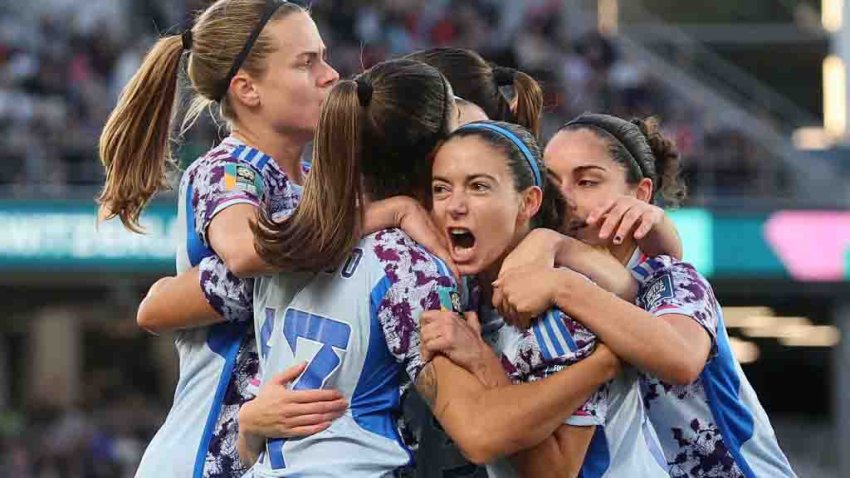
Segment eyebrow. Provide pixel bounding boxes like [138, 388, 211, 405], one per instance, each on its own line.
[296, 48, 325, 60]
[432, 173, 499, 183]
[574, 165, 607, 174]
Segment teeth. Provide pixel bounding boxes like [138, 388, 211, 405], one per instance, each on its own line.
[449, 228, 469, 235]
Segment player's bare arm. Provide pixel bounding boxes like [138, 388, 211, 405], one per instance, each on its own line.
[414, 310, 618, 464]
[546, 268, 710, 385]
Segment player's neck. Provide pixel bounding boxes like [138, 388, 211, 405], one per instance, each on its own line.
[478, 262, 501, 307]
[230, 127, 307, 185]
[610, 239, 638, 266]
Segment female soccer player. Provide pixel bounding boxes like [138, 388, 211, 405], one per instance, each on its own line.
[400, 46, 545, 476]
[493, 113, 796, 477]
[421, 120, 669, 477]
[99, 1, 447, 475]
[97, 2, 342, 475]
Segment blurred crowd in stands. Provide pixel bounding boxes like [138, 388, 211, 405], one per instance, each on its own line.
[0, 0, 786, 203]
[0, 397, 162, 477]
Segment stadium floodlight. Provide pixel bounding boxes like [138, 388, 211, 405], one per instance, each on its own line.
[823, 55, 847, 137]
[823, 0, 844, 32]
[743, 317, 814, 339]
[723, 307, 775, 328]
[779, 325, 841, 347]
[792, 127, 834, 150]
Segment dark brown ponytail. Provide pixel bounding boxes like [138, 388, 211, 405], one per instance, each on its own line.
[404, 48, 543, 136]
[511, 70, 544, 138]
[631, 117, 687, 208]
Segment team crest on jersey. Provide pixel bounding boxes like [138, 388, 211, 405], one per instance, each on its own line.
[437, 286, 463, 314]
[644, 273, 675, 309]
[224, 163, 264, 196]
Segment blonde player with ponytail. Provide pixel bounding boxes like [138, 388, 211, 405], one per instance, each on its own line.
[99, 1, 449, 475]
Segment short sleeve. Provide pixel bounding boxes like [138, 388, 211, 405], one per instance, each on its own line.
[191, 157, 264, 247]
[372, 232, 457, 384]
[198, 255, 254, 323]
[633, 256, 719, 357]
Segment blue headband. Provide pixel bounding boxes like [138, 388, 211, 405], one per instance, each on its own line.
[457, 122, 542, 188]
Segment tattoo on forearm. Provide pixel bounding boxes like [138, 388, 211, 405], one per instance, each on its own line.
[416, 363, 438, 407]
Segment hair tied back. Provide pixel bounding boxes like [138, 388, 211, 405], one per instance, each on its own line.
[492, 66, 515, 86]
[356, 78, 373, 107]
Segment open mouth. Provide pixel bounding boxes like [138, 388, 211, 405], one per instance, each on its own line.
[448, 227, 477, 262]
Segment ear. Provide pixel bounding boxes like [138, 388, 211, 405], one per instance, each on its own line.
[635, 177, 653, 203]
[229, 72, 261, 108]
[518, 186, 543, 224]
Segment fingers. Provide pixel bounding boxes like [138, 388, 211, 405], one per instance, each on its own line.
[633, 215, 655, 240]
[492, 284, 518, 319]
[491, 285, 503, 306]
[273, 362, 308, 385]
[632, 207, 662, 240]
[420, 323, 444, 346]
[421, 309, 454, 326]
[284, 398, 348, 417]
[504, 303, 520, 326]
[420, 345, 433, 362]
[398, 207, 458, 280]
[284, 409, 346, 428]
[495, 293, 519, 325]
[431, 233, 461, 280]
[613, 206, 643, 245]
[286, 388, 344, 403]
[598, 201, 634, 241]
[420, 310, 438, 326]
[421, 336, 453, 356]
[492, 288, 508, 317]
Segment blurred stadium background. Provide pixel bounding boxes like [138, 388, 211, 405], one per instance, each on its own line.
[0, 0, 848, 475]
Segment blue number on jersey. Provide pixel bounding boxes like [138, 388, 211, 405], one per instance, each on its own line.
[260, 308, 276, 361]
[266, 309, 352, 470]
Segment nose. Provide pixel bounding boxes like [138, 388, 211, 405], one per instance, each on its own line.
[560, 183, 578, 212]
[446, 190, 468, 219]
[319, 61, 340, 88]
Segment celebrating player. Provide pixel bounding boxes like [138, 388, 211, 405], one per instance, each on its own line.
[423, 120, 670, 477]
[98, 2, 338, 475]
[493, 113, 796, 477]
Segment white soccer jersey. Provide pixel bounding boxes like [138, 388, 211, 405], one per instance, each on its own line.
[136, 137, 304, 478]
[476, 300, 667, 478]
[250, 229, 456, 477]
[629, 253, 795, 478]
